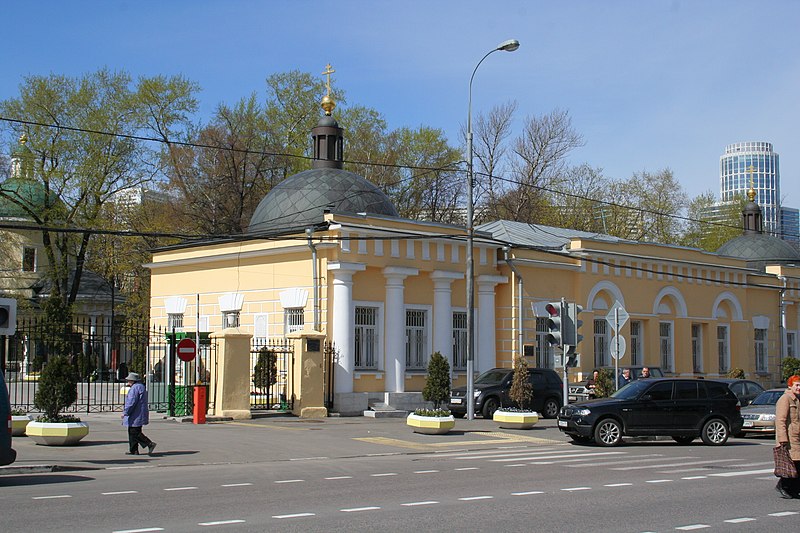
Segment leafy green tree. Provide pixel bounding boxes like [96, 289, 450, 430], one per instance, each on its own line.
[509, 354, 533, 410]
[594, 368, 616, 398]
[681, 191, 745, 251]
[34, 354, 79, 422]
[253, 347, 278, 390]
[781, 357, 800, 382]
[727, 368, 746, 379]
[422, 352, 451, 410]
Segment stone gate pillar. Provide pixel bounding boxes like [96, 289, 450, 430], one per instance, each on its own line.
[209, 328, 253, 420]
[288, 330, 328, 418]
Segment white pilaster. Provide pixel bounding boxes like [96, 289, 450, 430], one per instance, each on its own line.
[430, 270, 464, 370]
[328, 262, 366, 393]
[476, 274, 508, 373]
[383, 266, 419, 392]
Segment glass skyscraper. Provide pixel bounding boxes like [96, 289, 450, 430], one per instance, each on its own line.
[720, 141, 780, 236]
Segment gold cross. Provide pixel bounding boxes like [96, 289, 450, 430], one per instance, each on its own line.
[747, 164, 756, 188]
[322, 64, 335, 97]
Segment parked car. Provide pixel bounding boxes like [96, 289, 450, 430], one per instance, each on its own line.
[569, 366, 665, 402]
[449, 367, 563, 419]
[557, 378, 743, 447]
[738, 388, 782, 436]
[713, 378, 765, 406]
[1, 369, 17, 466]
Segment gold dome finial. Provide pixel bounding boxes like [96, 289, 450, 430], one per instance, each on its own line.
[19, 133, 27, 145]
[321, 63, 336, 116]
[746, 164, 756, 202]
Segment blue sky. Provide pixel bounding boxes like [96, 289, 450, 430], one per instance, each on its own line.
[2, 0, 799, 208]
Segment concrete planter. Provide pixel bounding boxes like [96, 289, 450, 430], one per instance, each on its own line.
[493, 410, 540, 430]
[25, 421, 90, 446]
[406, 413, 455, 435]
[11, 414, 33, 436]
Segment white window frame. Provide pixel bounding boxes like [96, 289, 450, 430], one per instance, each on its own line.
[659, 321, 674, 372]
[167, 313, 184, 332]
[199, 315, 210, 333]
[755, 328, 768, 373]
[254, 313, 269, 342]
[788, 331, 797, 359]
[452, 309, 467, 371]
[355, 302, 383, 371]
[594, 318, 610, 368]
[717, 324, 730, 373]
[284, 307, 304, 336]
[404, 305, 431, 370]
[691, 323, 703, 373]
[630, 320, 643, 366]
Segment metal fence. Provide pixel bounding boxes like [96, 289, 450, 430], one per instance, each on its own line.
[250, 338, 294, 411]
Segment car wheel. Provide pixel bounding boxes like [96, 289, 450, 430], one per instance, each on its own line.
[593, 418, 622, 447]
[672, 436, 695, 445]
[701, 418, 729, 446]
[543, 398, 560, 419]
[482, 397, 500, 418]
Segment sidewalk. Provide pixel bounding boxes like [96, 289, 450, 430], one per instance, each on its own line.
[2, 413, 565, 475]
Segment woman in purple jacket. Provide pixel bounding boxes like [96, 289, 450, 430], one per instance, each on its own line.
[122, 372, 157, 455]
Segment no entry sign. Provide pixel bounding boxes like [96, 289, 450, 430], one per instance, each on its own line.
[176, 338, 197, 362]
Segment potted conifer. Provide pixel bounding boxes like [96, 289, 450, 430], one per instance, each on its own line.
[493, 354, 539, 429]
[406, 352, 455, 435]
[25, 355, 89, 445]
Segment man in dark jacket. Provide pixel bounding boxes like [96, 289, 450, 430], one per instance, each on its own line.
[122, 372, 156, 456]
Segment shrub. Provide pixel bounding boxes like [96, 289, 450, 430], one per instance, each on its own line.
[727, 368, 746, 379]
[594, 368, 616, 398]
[422, 351, 450, 410]
[253, 347, 278, 390]
[33, 354, 79, 422]
[508, 354, 533, 410]
[781, 357, 800, 382]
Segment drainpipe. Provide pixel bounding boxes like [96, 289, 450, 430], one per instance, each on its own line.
[306, 228, 320, 331]
[778, 275, 787, 365]
[503, 246, 524, 363]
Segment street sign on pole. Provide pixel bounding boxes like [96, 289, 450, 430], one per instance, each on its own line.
[610, 335, 627, 360]
[176, 338, 197, 362]
[605, 300, 629, 333]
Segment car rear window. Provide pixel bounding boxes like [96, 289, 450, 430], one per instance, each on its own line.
[706, 381, 732, 399]
[674, 381, 699, 400]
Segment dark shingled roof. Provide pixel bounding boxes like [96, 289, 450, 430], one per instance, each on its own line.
[716, 233, 800, 268]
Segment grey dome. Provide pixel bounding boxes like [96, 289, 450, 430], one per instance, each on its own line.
[716, 233, 800, 268]
[248, 167, 398, 233]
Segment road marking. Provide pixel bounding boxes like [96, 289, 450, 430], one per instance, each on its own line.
[681, 476, 707, 480]
[325, 476, 353, 480]
[102, 490, 139, 495]
[604, 483, 633, 487]
[290, 456, 329, 461]
[370, 473, 398, 477]
[675, 525, 709, 530]
[448, 448, 560, 459]
[113, 529, 164, 533]
[768, 511, 799, 517]
[708, 468, 773, 477]
[413, 470, 439, 474]
[646, 479, 672, 484]
[221, 483, 252, 487]
[458, 496, 493, 501]
[495, 451, 625, 463]
[107, 465, 157, 470]
[613, 458, 736, 471]
[401, 501, 439, 506]
[724, 518, 756, 523]
[511, 491, 544, 496]
[275, 479, 304, 484]
[567, 454, 667, 467]
[504, 464, 527, 467]
[272, 513, 315, 519]
[198, 520, 246, 526]
[454, 467, 479, 471]
[561, 487, 591, 492]
[32, 495, 71, 500]
[164, 487, 197, 491]
[340, 506, 381, 512]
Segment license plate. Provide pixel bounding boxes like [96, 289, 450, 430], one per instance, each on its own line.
[558, 420, 568, 427]
[743, 420, 753, 427]
[450, 398, 462, 405]
[568, 396, 577, 402]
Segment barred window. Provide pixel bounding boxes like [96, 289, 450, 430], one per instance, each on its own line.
[452, 311, 467, 370]
[755, 328, 767, 373]
[535, 317, 553, 369]
[691, 323, 703, 373]
[594, 319, 609, 368]
[405, 309, 427, 369]
[660, 322, 673, 372]
[630, 321, 642, 366]
[717, 325, 730, 373]
[167, 313, 184, 332]
[284, 308, 304, 336]
[355, 306, 378, 369]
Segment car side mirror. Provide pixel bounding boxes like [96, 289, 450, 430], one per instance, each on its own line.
[641, 394, 652, 401]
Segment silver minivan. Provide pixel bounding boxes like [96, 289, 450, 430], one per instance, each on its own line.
[1, 369, 16, 465]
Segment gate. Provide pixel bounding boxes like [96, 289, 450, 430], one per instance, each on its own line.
[250, 339, 294, 411]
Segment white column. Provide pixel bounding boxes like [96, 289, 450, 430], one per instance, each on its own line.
[430, 270, 464, 370]
[477, 275, 508, 374]
[383, 266, 419, 392]
[328, 262, 366, 393]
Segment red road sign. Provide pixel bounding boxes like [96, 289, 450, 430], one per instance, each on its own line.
[176, 338, 197, 362]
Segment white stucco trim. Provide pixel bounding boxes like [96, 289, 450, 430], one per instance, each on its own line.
[587, 280, 625, 311]
[711, 291, 744, 321]
[652, 286, 688, 317]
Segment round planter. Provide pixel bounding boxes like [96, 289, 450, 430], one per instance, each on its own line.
[493, 410, 540, 430]
[406, 413, 455, 435]
[25, 421, 90, 446]
[11, 414, 33, 436]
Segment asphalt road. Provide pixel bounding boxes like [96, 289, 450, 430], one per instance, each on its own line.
[0, 417, 792, 532]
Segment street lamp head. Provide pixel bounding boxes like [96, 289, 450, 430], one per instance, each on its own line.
[497, 39, 520, 52]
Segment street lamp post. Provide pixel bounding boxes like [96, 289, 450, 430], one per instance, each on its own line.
[466, 39, 520, 421]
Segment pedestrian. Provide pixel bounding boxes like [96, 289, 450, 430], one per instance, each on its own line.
[775, 374, 800, 499]
[122, 372, 157, 456]
[640, 367, 651, 379]
[117, 361, 129, 383]
[617, 368, 632, 389]
[586, 370, 600, 399]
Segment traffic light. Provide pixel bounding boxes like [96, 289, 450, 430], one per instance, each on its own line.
[0, 297, 17, 335]
[545, 301, 564, 347]
[568, 303, 584, 347]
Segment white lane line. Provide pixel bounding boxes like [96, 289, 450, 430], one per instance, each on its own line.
[458, 496, 494, 501]
[675, 525, 710, 530]
[402, 501, 439, 506]
[769, 511, 799, 517]
[454, 467, 479, 471]
[164, 486, 198, 491]
[561, 487, 591, 492]
[646, 479, 672, 484]
[436, 448, 558, 459]
[272, 513, 315, 519]
[102, 490, 139, 495]
[370, 473, 398, 477]
[413, 470, 439, 474]
[725, 518, 756, 524]
[512, 491, 544, 496]
[681, 476, 707, 480]
[613, 458, 737, 471]
[709, 468, 773, 477]
[289, 456, 328, 461]
[604, 483, 633, 487]
[198, 520, 246, 526]
[493, 451, 625, 463]
[107, 465, 157, 470]
[221, 483, 252, 487]
[32, 495, 71, 500]
[113, 529, 164, 533]
[274, 479, 304, 484]
[325, 476, 353, 480]
[567, 454, 668, 467]
[340, 506, 381, 512]
[530, 457, 612, 466]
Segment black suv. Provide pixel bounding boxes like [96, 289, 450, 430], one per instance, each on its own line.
[557, 378, 743, 447]
[449, 367, 563, 419]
